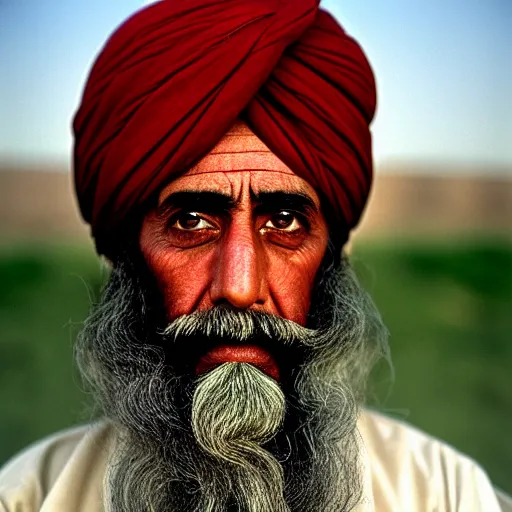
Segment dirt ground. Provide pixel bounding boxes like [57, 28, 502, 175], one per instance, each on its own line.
[0, 162, 510, 244]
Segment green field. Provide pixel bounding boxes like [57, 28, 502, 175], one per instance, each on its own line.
[0, 239, 510, 494]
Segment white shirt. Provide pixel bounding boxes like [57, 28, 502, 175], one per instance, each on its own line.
[1, 410, 510, 511]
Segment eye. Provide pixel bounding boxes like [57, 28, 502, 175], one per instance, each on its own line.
[264, 211, 302, 232]
[170, 212, 214, 231]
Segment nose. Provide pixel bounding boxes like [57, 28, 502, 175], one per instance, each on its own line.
[210, 223, 265, 310]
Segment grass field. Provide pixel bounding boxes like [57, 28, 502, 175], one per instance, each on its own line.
[0, 238, 510, 494]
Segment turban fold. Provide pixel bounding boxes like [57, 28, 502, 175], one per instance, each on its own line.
[73, 0, 376, 251]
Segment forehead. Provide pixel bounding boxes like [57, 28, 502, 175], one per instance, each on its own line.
[157, 120, 321, 206]
[157, 169, 321, 207]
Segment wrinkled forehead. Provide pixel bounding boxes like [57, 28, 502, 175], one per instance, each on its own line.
[158, 121, 321, 206]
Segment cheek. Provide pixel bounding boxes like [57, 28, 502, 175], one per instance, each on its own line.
[267, 250, 323, 326]
[140, 227, 214, 320]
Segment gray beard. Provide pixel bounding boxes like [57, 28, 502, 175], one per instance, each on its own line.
[75, 248, 389, 512]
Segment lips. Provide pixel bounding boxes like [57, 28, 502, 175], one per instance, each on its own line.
[196, 344, 280, 381]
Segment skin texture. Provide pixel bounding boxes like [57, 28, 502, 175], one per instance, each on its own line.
[139, 166, 329, 376]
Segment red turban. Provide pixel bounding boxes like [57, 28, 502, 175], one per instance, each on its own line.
[73, 0, 376, 252]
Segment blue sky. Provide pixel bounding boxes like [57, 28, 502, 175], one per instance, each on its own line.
[1, 0, 510, 171]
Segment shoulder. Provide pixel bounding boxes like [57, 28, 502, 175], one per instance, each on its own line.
[358, 409, 511, 512]
[0, 422, 114, 512]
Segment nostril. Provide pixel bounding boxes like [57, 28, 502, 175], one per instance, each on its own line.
[212, 299, 238, 309]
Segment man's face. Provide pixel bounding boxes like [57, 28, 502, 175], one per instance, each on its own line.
[139, 166, 328, 380]
[77, 159, 385, 511]
[140, 165, 327, 323]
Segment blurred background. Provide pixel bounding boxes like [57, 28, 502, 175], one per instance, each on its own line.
[1, 0, 511, 495]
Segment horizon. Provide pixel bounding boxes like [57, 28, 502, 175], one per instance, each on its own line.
[1, 158, 511, 178]
[1, 0, 511, 173]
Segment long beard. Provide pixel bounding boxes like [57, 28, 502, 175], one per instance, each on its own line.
[75, 249, 389, 512]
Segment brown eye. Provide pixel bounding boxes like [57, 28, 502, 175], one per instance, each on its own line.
[171, 212, 213, 231]
[265, 211, 301, 232]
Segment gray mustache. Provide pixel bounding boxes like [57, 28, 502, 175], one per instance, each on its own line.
[162, 307, 317, 347]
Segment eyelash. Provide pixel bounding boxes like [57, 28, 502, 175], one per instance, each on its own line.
[166, 211, 217, 231]
[167, 210, 310, 229]
[268, 210, 310, 232]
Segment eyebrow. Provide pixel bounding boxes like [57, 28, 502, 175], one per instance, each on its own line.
[157, 191, 235, 218]
[156, 190, 318, 217]
[251, 191, 318, 214]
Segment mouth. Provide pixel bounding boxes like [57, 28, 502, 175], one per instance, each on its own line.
[196, 344, 280, 381]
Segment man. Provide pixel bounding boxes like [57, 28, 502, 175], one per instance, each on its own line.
[0, 0, 510, 511]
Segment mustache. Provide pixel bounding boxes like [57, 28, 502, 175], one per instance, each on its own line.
[161, 307, 318, 377]
[163, 307, 316, 345]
